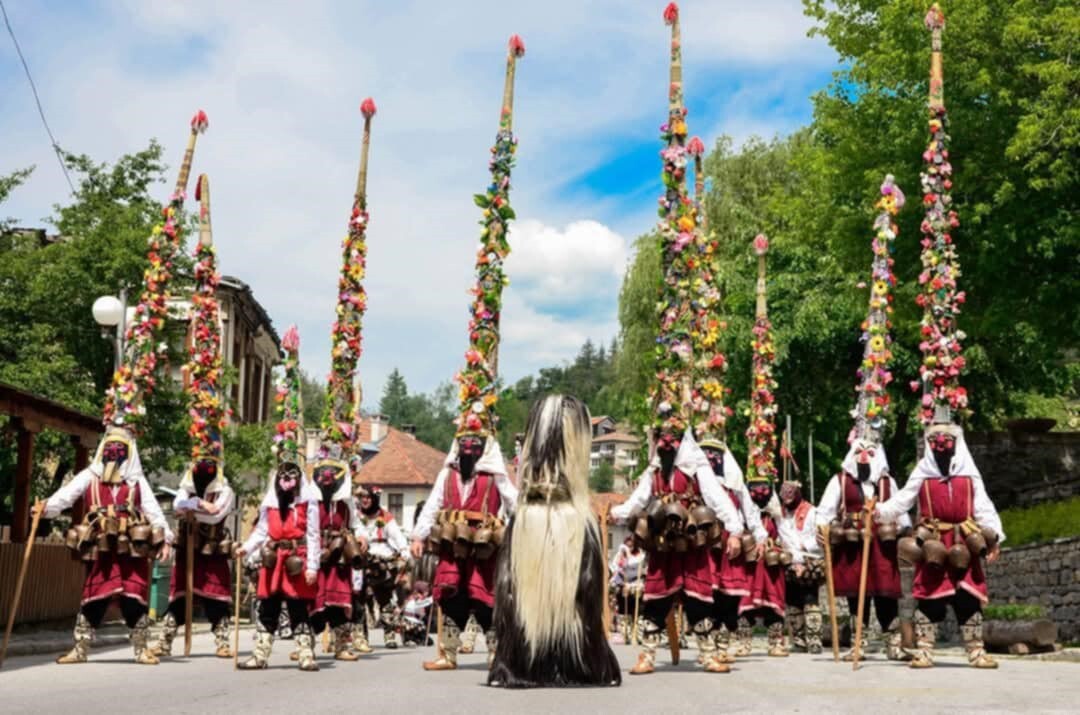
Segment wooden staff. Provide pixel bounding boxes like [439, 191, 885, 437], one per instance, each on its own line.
[632, 568, 644, 646]
[232, 553, 242, 669]
[184, 514, 195, 656]
[820, 524, 840, 662]
[666, 603, 681, 665]
[852, 498, 876, 671]
[435, 605, 444, 656]
[0, 501, 44, 668]
[599, 503, 611, 639]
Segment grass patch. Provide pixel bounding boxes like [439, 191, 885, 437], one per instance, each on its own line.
[999, 496, 1080, 547]
[984, 604, 1046, 621]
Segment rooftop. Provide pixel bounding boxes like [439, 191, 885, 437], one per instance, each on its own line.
[592, 431, 640, 445]
[353, 418, 446, 487]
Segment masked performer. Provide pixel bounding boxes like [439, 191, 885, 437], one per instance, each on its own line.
[153, 174, 235, 660]
[355, 486, 409, 649]
[778, 481, 824, 653]
[410, 33, 525, 673]
[236, 326, 322, 671]
[488, 395, 621, 688]
[45, 111, 208, 664]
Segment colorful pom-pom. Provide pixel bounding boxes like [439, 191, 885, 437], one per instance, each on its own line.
[509, 34, 526, 58]
[663, 2, 679, 25]
[360, 97, 377, 119]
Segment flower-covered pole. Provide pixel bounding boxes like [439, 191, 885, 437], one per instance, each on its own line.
[103, 110, 208, 433]
[273, 326, 304, 466]
[915, 4, 968, 426]
[185, 174, 226, 464]
[320, 99, 376, 457]
[454, 35, 525, 438]
[745, 234, 778, 487]
[651, 2, 696, 439]
[687, 136, 729, 444]
[851, 176, 904, 444]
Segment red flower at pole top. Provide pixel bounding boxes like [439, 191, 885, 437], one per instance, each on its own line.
[508, 34, 526, 58]
[282, 324, 300, 352]
[190, 110, 209, 133]
[925, 3, 945, 31]
[753, 233, 769, 256]
[360, 97, 377, 119]
[663, 2, 679, 25]
[686, 136, 705, 156]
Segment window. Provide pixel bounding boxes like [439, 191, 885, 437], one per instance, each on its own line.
[388, 493, 404, 524]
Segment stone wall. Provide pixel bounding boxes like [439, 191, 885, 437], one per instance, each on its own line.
[967, 431, 1080, 510]
[987, 536, 1080, 643]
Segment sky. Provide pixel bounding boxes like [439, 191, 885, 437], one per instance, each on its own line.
[0, 0, 839, 408]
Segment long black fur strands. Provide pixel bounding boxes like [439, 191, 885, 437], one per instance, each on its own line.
[488, 395, 621, 688]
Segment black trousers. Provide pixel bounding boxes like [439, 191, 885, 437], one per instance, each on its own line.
[310, 606, 349, 633]
[713, 592, 742, 632]
[166, 596, 229, 627]
[788, 581, 821, 609]
[440, 592, 492, 632]
[846, 596, 898, 629]
[917, 591, 980, 625]
[257, 596, 310, 635]
[80, 596, 146, 629]
[641, 594, 711, 632]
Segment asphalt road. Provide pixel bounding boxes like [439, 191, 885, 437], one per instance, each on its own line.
[2, 630, 1077, 714]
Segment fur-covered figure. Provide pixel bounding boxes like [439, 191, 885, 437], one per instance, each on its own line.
[488, 395, 621, 688]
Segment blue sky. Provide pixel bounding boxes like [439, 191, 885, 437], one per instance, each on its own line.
[0, 0, 840, 408]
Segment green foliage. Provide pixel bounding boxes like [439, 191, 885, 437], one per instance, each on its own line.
[378, 368, 410, 424]
[0, 166, 34, 231]
[999, 496, 1080, 547]
[983, 603, 1047, 621]
[299, 370, 326, 429]
[223, 421, 274, 509]
[589, 460, 615, 493]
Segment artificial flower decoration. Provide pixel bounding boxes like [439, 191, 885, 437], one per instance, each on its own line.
[103, 110, 208, 434]
[185, 174, 226, 463]
[650, 3, 698, 437]
[915, 5, 971, 425]
[320, 99, 376, 457]
[273, 325, 304, 466]
[454, 35, 525, 438]
[849, 175, 903, 443]
[745, 234, 778, 486]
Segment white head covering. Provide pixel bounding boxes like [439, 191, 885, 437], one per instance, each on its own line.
[258, 466, 320, 511]
[309, 459, 354, 502]
[910, 426, 982, 481]
[644, 428, 714, 482]
[89, 427, 144, 484]
[840, 439, 890, 485]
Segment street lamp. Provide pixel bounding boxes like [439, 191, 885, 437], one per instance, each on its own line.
[92, 288, 128, 372]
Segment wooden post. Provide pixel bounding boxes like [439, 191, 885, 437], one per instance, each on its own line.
[184, 515, 194, 656]
[852, 500, 875, 671]
[599, 503, 611, 639]
[821, 525, 840, 662]
[11, 420, 41, 544]
[1, 501, 44, 667]
[233, 554, 242, 669]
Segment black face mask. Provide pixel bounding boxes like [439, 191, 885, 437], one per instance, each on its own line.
[314, 465, 343, 505]
[932, 444, 955, 477]
[658, 447, 677, 479]
[457, 437, 485, 480]
[856, 462, 871, 482]
[750, 485, 773, 509]
[276, 466, 301, 512]
[360, 495, 380, 516]
[192, 461, 217, 498]
[704, 448, 724, 478]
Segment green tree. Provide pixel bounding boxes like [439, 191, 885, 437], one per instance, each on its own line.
[589, 461, 615, 493]
[300, 370, 326, 428]
[379, 368, 410, 424]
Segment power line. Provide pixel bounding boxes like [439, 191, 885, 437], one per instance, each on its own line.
[1, 0, 76, 194]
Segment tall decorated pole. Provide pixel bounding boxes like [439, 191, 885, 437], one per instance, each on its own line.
[851, 176, 904, 443]
[454, 35, 525, 439]
[273, 326, 304, 468]
[745, 234, 778, 489]
[915, 3, 968, 426]
[651, 2, 695, 441]
[318, 99, 377, 463]
[687, 135, 729, 444]
[103, 110, 208, 432]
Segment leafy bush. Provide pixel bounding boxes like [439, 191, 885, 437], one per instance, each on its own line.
[999, 496, 1080, 547]
[984, 604, 1046, 621]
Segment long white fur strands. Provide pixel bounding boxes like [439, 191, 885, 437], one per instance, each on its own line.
[510, 395, 596, 664]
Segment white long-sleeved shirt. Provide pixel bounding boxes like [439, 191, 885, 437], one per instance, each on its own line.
[729, 481, 769, 544]
[609, 544, 647, 587]
[359, 511, 409, 560]
[610, 467, 744, 537]
[778, 502, 824, 564]
[173, 484, 234, 526]
[45, 468, 174, 543]
[816, 473, 913, 530]
[241, 502, 321, 574]
[875, 474, 1005, 544]
[412, 470, 518, 541]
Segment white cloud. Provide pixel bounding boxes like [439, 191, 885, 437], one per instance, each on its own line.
[0, 0, 837, 406]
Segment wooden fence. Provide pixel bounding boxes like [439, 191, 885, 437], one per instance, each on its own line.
[0, 542, 84, 625]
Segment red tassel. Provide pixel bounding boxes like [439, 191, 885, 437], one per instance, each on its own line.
[190, 109, 209, 133]
[687, 136, 705, 156]
[663, 2, 679, 25]
[195, 174, 204, 201]
[508, 34, 525, 58]
[360, 97, 377, 119]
